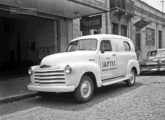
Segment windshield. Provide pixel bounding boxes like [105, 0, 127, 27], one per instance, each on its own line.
[66, 39, 97, 52]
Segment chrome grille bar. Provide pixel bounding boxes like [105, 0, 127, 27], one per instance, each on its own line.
[33, 69, 65, 85]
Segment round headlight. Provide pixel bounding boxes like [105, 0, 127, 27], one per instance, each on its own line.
[65, 65, 72, 74]
[28, 68, 33, 75]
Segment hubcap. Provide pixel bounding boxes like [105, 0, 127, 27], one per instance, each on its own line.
[80, 80, 91, 98]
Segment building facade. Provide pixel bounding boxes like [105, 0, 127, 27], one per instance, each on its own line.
[0, 0, 108, 73]
[110, 0, 134, 37]
[72, 1, 111, 38]
[0, 0, 165, 73]
[73, 0, 134, 38]
[132, 0, 165, 59]
[109, 0, 165, 59]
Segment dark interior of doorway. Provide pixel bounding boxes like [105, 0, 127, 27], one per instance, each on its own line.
[0, 17, 33, 76]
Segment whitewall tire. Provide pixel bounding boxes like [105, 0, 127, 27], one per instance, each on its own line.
[126, 69, 136, 87]
[74, 75, 94, 102]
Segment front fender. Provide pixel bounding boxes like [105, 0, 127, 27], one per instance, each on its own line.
[66, 62, 101, 88]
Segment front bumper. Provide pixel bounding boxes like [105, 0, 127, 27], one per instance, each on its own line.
[27, 84, 75, 93]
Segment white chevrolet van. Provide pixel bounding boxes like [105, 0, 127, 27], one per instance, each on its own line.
[28, 34, 140, 102]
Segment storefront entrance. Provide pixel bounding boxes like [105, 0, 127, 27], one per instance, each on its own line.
[0, 17, 26, 73]
[0, 12, 58, 75]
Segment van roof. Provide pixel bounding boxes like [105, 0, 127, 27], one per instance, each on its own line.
[71, 34, 131, 42]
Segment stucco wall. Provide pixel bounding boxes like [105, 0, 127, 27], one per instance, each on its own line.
[59, 19, 73, 52]
[73, 18, 82, 39]
[162, 27, 165, 48]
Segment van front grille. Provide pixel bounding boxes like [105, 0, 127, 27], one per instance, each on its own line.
[33, 69, 65, 85]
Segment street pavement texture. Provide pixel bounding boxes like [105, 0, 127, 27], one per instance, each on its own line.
[0, 76, 31, 98]
[0, 75, 165, 120]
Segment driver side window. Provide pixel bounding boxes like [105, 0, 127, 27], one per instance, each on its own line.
[100, 40, 112, 52]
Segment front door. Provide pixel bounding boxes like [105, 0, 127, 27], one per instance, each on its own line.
[99, 40, 118, 81]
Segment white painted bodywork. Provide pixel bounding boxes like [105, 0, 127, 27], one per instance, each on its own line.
[28, 34, 140, 93]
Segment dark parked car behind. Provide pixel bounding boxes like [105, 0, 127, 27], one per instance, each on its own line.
[139, 49, 165, 74]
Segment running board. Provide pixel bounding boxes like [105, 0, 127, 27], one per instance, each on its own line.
[102, 76, 129, 86]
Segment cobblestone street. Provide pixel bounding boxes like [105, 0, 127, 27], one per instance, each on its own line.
[0, 73, 165, 120]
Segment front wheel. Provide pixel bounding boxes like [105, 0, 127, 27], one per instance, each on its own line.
[126, 69, 136, 87]
[74, 75, 94, 102]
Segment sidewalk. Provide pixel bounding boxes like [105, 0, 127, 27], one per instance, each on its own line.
[0, 74, 37, 104]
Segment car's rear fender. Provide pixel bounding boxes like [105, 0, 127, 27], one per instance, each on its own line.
[127, 59, 140, 75]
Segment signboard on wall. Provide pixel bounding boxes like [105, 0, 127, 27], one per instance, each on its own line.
[80, 15, 102, 31]
[134, 19, 150, 29]
[146, 27, 155, 46]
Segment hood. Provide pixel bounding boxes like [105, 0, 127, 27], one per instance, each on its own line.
[41, 51, 96, 68]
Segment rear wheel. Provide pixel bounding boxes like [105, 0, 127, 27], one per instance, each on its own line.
[126, 69, 136, 87]
[74, 75, 94, 102]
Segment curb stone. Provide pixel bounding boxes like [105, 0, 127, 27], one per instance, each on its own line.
[0, 93, 38, 105]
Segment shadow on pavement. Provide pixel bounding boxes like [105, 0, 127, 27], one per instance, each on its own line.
[0, 74, 31, 99]
[27, 82, 143, 111]
[139, 71, 165, 76]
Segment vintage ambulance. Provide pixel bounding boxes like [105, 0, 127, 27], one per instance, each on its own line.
[28, 34, 140, 102]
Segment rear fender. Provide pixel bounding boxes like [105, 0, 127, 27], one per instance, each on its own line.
[127, 59, 140, 75]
